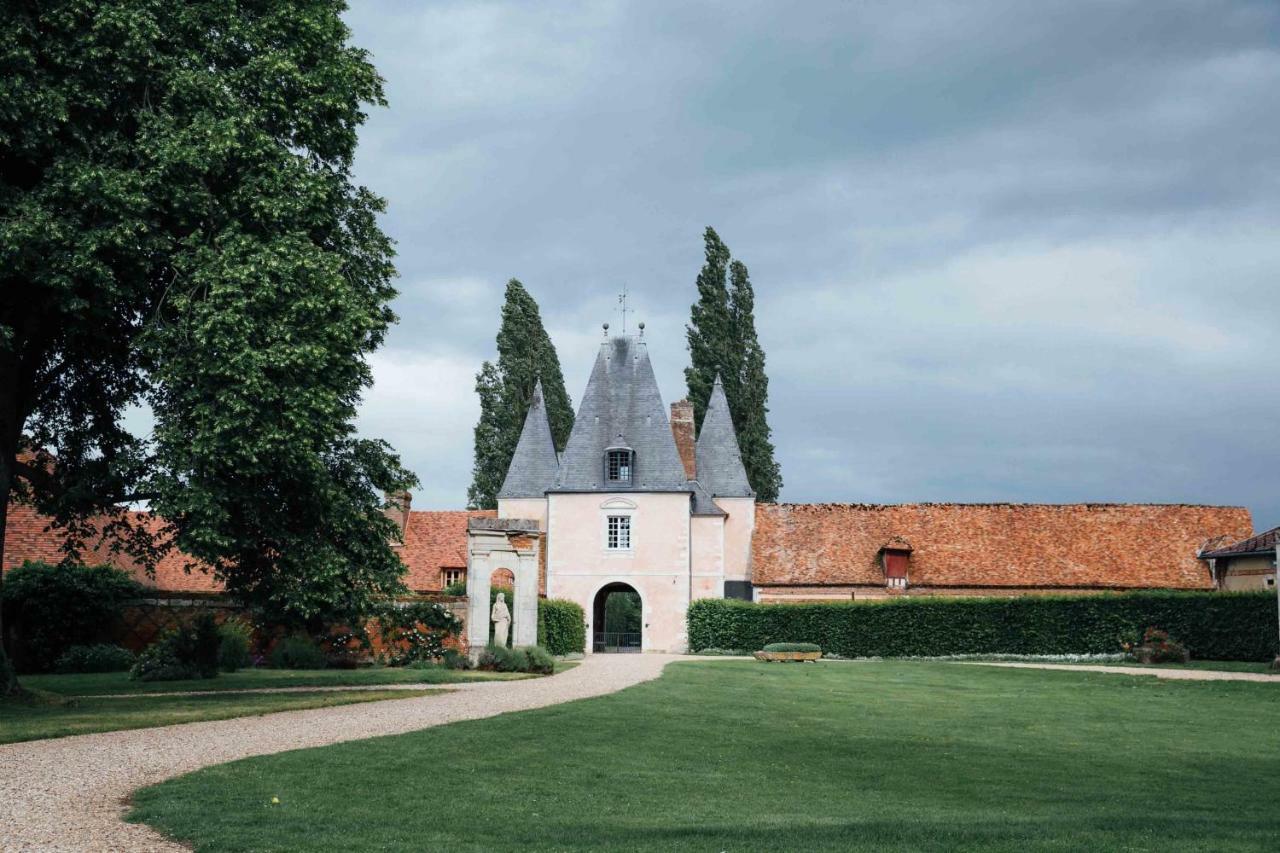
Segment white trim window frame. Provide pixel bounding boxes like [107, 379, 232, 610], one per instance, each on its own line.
[606, 514, 633, 552]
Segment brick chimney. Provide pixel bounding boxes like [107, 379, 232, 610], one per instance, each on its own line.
[670, 399, 696, 480]
[383, 490, 412, 543]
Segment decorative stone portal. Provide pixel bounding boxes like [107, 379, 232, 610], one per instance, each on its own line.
[592, 582, 643, 653]
[466, 517, 541, 660]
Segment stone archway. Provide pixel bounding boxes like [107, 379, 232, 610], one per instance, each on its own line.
[592, 582, 642, 653]
[465, 518, 540, 660]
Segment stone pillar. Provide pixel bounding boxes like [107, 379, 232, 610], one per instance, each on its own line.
[513, 550, 539, 647]
[467, 550, 491, 655]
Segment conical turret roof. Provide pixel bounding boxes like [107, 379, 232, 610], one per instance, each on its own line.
[695, 374, 754, 498]
[552, 335, 690, 492]
[498, 379, 560, 498]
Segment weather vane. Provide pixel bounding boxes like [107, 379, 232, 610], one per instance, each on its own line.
[617, 284, 630, 334]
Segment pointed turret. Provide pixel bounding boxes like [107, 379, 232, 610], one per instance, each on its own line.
[695, 374, 753, 497]
[552, 335, 689, 491]
[498, 379, 560, 498]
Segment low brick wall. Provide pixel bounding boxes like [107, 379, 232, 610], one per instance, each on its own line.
[110, 593, 469, 659]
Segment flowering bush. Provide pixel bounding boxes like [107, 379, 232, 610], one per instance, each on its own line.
[1130, 627, 1190, 664]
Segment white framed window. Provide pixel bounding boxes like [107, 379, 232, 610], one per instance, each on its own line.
[606, 515, 632, 550]
[442, 568, 465, 588]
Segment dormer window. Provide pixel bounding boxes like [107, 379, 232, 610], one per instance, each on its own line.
[605, 447, 634, 485]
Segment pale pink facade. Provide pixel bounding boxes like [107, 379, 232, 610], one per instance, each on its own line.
[485, 333, 757, 653]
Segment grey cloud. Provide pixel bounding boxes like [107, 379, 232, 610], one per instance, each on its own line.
[345, 1, 1280, 525]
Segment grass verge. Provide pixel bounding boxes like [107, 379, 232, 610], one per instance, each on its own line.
[0, 688, 439, 745]
[129, 661, 1280, 852]
[20, 664, 568, 698]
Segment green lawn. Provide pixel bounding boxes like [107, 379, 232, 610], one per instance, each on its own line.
[0, 688, 438, 745]
[21, 665, 553, 697]
[128, 661, 1280, 852]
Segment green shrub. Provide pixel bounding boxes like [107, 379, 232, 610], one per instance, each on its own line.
[477, 644, 554, 674]
[130, 613, 222, 682]
[762, 642, 821, 653]
[442, 581, 468, 597]
[538, 598, 586, 655]
[441, 647, 471, 670]
[270, 635, 329, 670]
[371, 600, 461, 666]
[1, 561, 143, 672]
[687, 591, 1279, 661]
[217, 619, 253, 672]
[523, 645, 555, 674]
[54, 644, 136, 673]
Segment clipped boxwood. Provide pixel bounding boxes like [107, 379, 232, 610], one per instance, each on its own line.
[688, 591, 1279, 661]
[538, 598, 586, 655]
[762, 642, 821, 653]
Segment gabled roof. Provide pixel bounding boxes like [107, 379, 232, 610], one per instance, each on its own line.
[694, 374, 753, 498]
[752, 502, 1253, 590]
[1200, 525, 1279, 558]
[551, 335, 690, 492]
[399, 509, 495, 591]
[498, 379, 561, 499]
[689, 480, 728, 517]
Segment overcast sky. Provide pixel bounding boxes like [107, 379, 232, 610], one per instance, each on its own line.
[342, 0, 1280, 527]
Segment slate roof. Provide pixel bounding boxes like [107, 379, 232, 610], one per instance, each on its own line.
[498, 379, 561, 499]
[689, 480, 728, 517]
[752, 502, 1253, 590]
[551, 335, 691, 492]
[1200, 525, 1279, 558]
[695, 375, 753, 498]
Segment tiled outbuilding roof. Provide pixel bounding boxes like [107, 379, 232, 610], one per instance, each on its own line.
[1200, 525, 1279, 558]
[398, 509, 495, 591]
[752, 502, 1253, 590]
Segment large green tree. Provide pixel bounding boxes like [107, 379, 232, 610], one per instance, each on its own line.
[467, 279, 573, 509]
[685, 228, 783, 501]
[0, 0, 414, 693]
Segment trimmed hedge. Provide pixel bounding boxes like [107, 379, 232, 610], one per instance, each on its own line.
[538, 598, 586, 655]
[687, 592, 1279, 661]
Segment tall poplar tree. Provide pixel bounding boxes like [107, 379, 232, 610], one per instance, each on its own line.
[467, 280, 573, 509]
[685, 228, 783, 501]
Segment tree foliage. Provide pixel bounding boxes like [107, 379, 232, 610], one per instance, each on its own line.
[468, 279, 573, 509]
[685, 228, 783, 501]
[0, 1, 415, 687]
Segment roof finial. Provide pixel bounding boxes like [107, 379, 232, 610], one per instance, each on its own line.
[602, 322, 609, 338]
[638, 321, 645, 337]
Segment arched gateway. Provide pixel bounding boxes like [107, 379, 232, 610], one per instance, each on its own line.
[592, 582, 642, 653]
[465, 517, 540, 659]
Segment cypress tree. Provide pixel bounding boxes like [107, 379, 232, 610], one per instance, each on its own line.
[685, 228, 738, 428]
[685, 229, 783, 501]
[467, 280, 574, 508]
[728, 260, 783, 502]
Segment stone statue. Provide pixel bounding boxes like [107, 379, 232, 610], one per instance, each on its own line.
[491, 591, 511, 647]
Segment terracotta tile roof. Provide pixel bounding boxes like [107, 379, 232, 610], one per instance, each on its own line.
[752, 503, 1253, 591]
[1200, 525, 1279, 558]
[4, 502, 221, 591]
[398, 509, 495, 592]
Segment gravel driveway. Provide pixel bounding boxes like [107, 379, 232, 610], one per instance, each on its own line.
[0, 653, 688, 852]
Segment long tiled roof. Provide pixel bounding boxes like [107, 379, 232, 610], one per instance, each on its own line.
[1200, 525, 1279, 558]
[398, 509, 495, 591]
[551, 335, 690, 492]
[752, 502, 1253, 590]
[498, 379, 560, 499]
[694, 375, 753, 498]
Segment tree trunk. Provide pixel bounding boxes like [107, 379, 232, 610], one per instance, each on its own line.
[0, 447, 19, 695]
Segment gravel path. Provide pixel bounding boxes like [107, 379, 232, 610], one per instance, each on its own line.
[0, 653, 690, 852]
[961, 661, 1280, 682]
